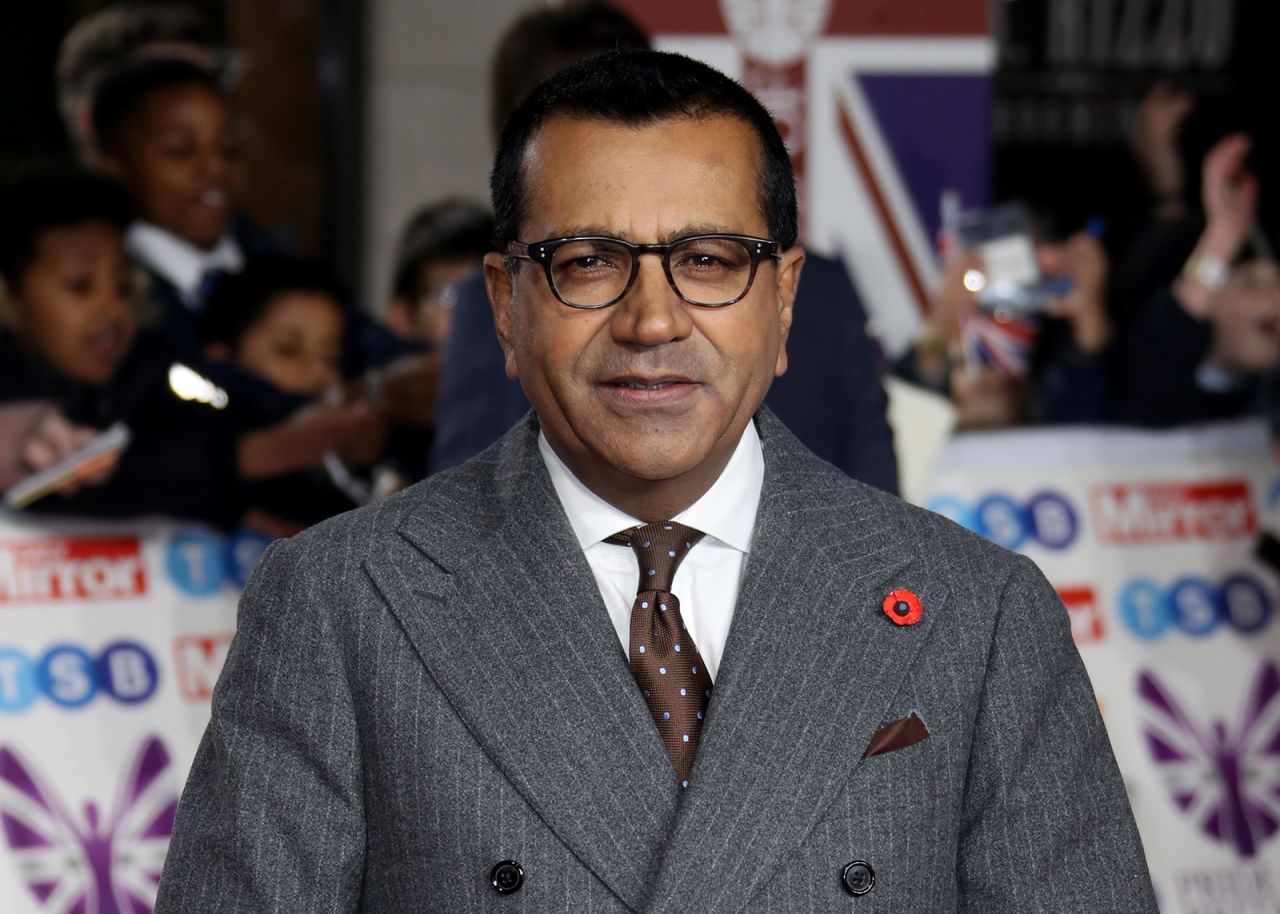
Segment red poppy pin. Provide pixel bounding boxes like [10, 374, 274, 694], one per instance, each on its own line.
[882, 589, 923, 626]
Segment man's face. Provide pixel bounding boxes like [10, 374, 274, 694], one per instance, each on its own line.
[487, 114, 803, 496]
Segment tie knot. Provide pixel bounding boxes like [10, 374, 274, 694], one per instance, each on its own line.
[608, 521, 704, 593]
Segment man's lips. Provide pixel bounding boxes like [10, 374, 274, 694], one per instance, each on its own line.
[606, 375, 694, 388]
[600, 375, 700, 403]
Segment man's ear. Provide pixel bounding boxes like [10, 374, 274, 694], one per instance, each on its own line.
[772, 245, 805, 377]
[484, 252, 519, 380]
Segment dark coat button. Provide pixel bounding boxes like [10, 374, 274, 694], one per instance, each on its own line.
[841, 860, 875, 896]
[491, 860, 524, 895]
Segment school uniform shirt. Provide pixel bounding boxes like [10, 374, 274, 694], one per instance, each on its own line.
[126, 222, 244, 310]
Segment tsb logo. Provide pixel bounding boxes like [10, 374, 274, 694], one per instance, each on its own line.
[926, 490, 1078, 550]
[1118, 573, 1272, 641]
[1090, 480, 1256, 545]
[0, 537, 145, 605]
[0, 641, 158, 712]
[166, 528, 272, 596]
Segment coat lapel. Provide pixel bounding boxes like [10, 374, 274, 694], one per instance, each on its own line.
[364, 419, 680, 912]
[644, 413, 947, 913]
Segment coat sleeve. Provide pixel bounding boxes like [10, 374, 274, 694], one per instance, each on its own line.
[428, 271, 530, 474]
[155, 538, 367, 913]
[957, 555, 1158, 913]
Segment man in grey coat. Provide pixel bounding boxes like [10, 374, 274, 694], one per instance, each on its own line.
[156, 50, 1157, 912]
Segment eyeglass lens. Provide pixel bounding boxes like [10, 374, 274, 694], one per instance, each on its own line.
[548, 237, 756, 306]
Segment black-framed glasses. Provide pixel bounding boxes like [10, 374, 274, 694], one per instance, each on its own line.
[505, 234, 780, 309]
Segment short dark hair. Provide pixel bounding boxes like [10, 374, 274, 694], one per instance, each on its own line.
[201, 256, 349, 350]
[0, 167, 134, 291]
[391, 199, 494, 302]
[92, 56, 222, 155]
[489, 2, 649, 141]
[490, 49, 798, 252]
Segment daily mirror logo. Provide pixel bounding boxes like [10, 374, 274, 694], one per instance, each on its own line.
[0, 537, 146, 605]
[1089, 481, 1257, 545]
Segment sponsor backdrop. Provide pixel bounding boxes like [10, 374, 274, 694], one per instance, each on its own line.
[0, 514, 253, 913]
[3, 420, 1280, 910]
[927, 419, 1280, 914]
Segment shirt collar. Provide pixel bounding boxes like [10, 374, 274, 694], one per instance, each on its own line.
[125, 222, 243, 304]
[538, 418, 764, 554]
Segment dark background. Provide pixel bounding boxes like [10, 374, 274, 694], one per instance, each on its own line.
[993, 0, 1275, 238]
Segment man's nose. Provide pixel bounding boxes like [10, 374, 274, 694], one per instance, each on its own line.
[608, 255, 693, 346]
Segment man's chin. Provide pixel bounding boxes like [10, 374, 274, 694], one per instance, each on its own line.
[600, 444, 718, 485]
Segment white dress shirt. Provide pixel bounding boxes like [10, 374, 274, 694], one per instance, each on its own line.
[539, 420, 764, 682]
[125, 222, 244, 308]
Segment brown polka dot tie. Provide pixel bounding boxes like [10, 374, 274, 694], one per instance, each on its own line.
[607, 520, 711, 787]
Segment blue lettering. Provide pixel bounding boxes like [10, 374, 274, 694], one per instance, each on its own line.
[97, 641, 158, 703]
[0, 642, 159, 713]
[1220, 573, 1273, 634]
[976, 494, 1027, 550]
[1026, 491, 1078, 550]
[166, 529, 227, 596]
[927, 491, 1079, 550]
[0, 649, 37, 713]
[39, 645, 97, 708]
[1118, 573, 1275, 641]
[1170, 577, 1221, 637]
[1119, 579, 1171, 641]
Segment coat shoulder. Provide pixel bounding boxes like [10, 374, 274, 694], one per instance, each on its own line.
[274, 429, 520, 570]
[767, 416, 1024, 571]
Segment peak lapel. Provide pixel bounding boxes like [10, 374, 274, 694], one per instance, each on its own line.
[365, 421, 680, 912]
[644, 415, 947, 913]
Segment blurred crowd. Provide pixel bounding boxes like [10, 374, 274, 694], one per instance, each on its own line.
[1, 1, 1275, 536]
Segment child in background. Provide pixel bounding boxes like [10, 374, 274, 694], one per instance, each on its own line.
[91, 54, 428, 401]
[92, 56, 245, 345]
[201, 257, 384, 530]
[384, 199, 493, 352]
[379, 200, 493, 481]
[202, 256, 346, 400]
[0, 169, 384, 528]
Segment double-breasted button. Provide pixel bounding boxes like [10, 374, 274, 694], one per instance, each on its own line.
[490, 860, 523, 895]
[841, 860, 875, 896]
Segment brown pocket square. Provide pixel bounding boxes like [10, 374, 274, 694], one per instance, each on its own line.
[862, 711, 930, 759]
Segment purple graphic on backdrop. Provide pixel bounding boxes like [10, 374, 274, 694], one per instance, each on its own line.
[1138, 662, 1280, 858]
[0, 735, 176, 913]
[857, 73, 990, 243]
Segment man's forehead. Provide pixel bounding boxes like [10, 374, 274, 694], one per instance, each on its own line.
[517, 113, 767, 241]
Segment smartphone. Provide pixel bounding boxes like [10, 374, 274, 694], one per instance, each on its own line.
[955, 202, 1051, 313]
[3, 422, 131, 509]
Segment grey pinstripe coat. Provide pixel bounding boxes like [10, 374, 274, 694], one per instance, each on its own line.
[155, 409, 1157, 913]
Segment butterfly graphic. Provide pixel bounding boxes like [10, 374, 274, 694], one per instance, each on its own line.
[0, 735, 177, 914]
[1137, 661, 1280, 858]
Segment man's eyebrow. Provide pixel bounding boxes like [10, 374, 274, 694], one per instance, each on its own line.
[540, 223, 742, 243]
